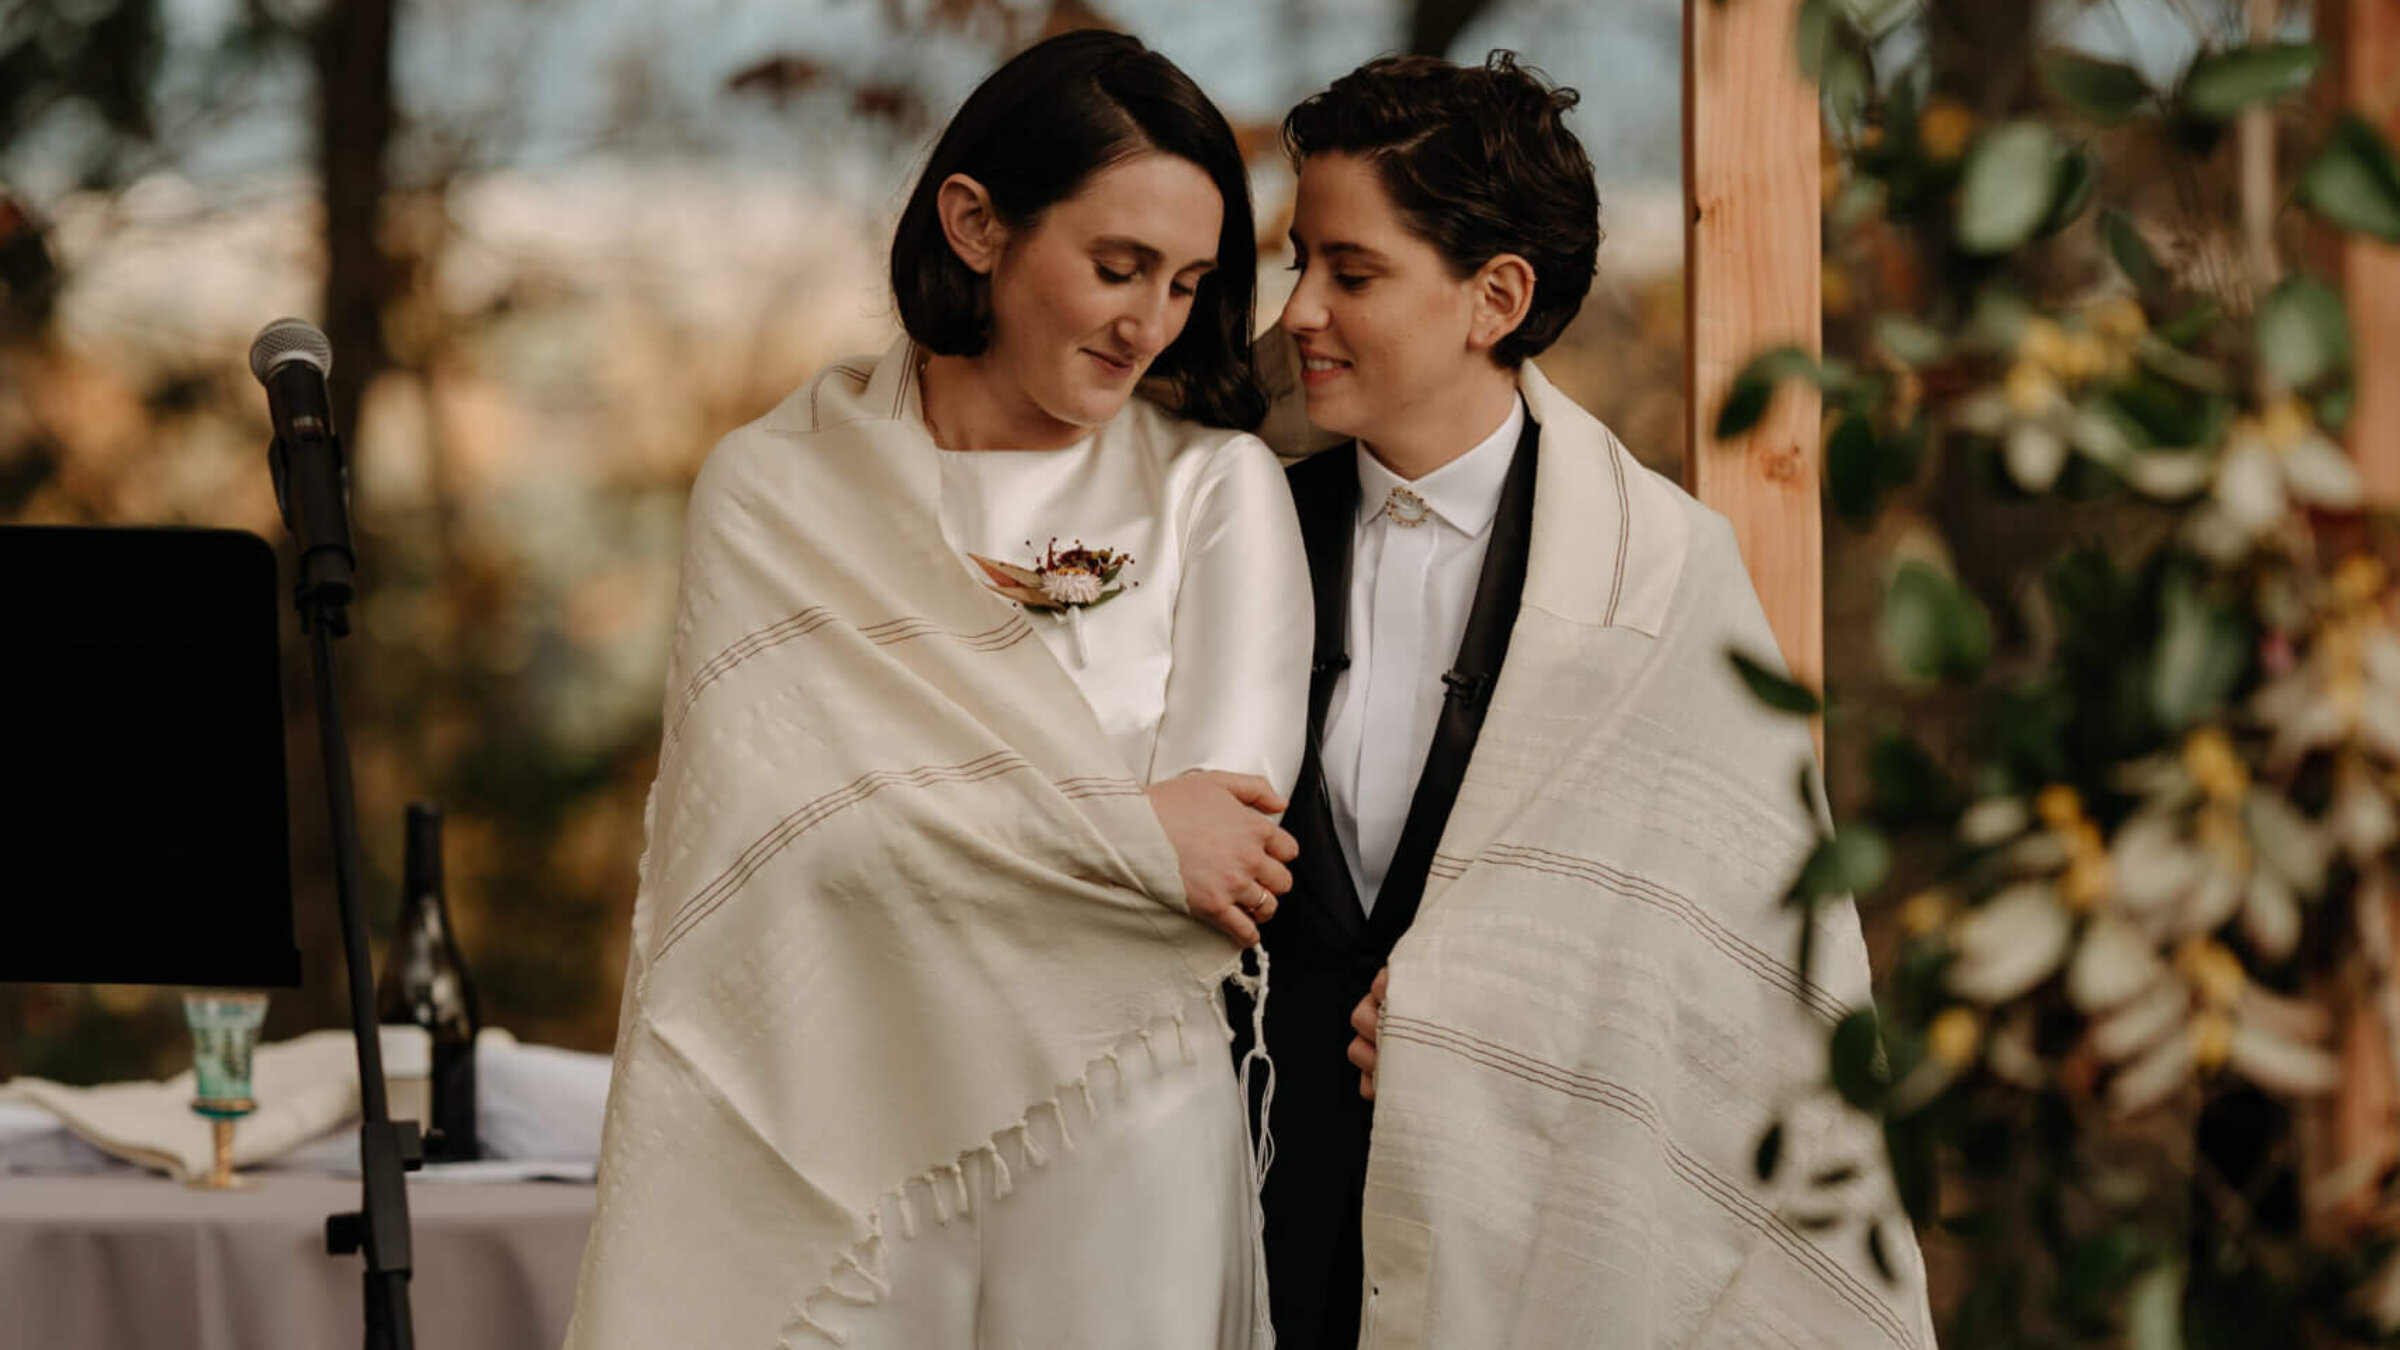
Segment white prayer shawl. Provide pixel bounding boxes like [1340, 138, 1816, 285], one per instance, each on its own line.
[565, 342, 1252, 1348]
[1356, 362, 1939, 1349]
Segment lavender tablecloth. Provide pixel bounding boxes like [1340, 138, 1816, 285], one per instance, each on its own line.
[0, 1172, 593, 1349]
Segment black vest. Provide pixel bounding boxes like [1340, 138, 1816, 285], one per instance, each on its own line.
[1238, 416, 1539, 1350]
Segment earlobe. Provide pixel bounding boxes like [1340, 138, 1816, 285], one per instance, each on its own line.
[935, 173, 1003, 276]
[1469, 253, 1537, 353]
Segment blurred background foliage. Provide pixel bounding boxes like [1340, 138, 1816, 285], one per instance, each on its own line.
[0, 0, 1693, 1081]
[1725, 0, 2400, 1343]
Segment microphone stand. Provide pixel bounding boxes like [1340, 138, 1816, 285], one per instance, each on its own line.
[271, 430, 422, 1350]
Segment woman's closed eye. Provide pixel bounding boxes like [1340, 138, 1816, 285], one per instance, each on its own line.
[1282, 257, 1369, 292]
[1096, 262, 1196, 298]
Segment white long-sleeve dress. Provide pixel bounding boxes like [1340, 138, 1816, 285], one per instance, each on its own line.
[816, 405, 1311, 1348]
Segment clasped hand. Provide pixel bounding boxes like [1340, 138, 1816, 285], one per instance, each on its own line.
[1144, 770, 1298, 947]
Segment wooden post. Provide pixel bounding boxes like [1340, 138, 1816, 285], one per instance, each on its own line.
[2305, 0, 2400, 1244]
[1683, 0, 1825, 733]
[2320, 0, 2400, 504]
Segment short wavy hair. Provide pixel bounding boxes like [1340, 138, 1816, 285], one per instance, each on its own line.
[889, 30, 1266, 431]
[1282, 51, 1601, 367]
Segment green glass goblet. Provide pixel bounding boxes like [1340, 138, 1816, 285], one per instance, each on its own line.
[183, 991, 269, 1190]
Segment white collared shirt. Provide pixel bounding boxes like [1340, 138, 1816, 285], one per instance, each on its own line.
[1322, 396, 1526, 913]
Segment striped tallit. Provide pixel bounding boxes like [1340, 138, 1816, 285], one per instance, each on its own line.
[565, 341, 1251, 1347]
[1351, 362, 1939, 1350]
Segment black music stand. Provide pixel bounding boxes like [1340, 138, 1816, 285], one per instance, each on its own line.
[0, 523, 418, 1349]
[0, 526, 301, 985]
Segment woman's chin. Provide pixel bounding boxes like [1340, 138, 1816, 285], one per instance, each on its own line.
[1052, 387, 1132, 427]
[1300, 392, 1365, 441]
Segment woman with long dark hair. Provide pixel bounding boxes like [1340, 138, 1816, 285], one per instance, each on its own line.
[569, 31, 1304, 1348]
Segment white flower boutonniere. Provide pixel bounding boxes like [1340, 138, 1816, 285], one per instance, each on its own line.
[968, 538, 1137, 666]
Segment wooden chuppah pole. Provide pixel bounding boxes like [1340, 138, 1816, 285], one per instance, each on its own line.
[1683, 0, 1826, 751]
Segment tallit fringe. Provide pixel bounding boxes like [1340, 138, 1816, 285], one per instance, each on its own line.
[776, 971, 1261, 1348]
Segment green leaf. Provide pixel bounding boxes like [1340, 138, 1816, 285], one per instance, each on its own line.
[2100, 207, 2169, 293]
[1868, 730, 1955, 826]
[2126, 1260, 2186, 1350]
[1795, 0, 1834, 83]
[1825, 411, 1884, 526]
[2151, 574, 2249, 731]
[2060, 1228, 2150, 1317]
[1839, 0, 1913, 41]
[2300, 115, 2400, 243]
[2154, 300, 2223, 348]
[1829, 1007, 1888, 1111]
[2039, 147, 2097, 235]
[2041, 51, 2150, 125]
[1715, 346, 1819, 439]
[1885, 1111, 1939, 1227]
[2256, 275, 2351, 389]
[2181, 43, 2321, 121]
[1957, 121, 2064, 255]
[1821, 45, 1873, 130]
[1880, 561, 1993, 684]
[1794, 823, 1891, 901]
[1730, 649, 1822, 715]
[2320, 381, 2355, 433]
[1755, 1120, 1786, 1182]
[1874, 314, 1946, 367]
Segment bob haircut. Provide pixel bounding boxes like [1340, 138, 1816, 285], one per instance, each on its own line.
[1282, 51, 1601, 368]
[889, 30, 1267, 431]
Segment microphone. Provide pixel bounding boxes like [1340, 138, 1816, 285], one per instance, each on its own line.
[249, 318, 355, 611]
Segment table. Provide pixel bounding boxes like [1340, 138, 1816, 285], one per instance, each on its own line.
[0, 1172, 594, 1349]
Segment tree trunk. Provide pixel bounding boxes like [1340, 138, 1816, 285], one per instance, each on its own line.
[270, 0, 399, 1040]
[1407, 0, 1499, 59]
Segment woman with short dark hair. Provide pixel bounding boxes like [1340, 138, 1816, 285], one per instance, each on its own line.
[570, 31, 1303, 1349]
[1250, 50, 1936, 1350]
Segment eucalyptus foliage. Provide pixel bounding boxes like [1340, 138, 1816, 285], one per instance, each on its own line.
[1734, 5, 2400, 1346]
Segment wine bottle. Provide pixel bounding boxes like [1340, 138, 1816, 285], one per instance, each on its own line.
[375, 802, 480, 1160]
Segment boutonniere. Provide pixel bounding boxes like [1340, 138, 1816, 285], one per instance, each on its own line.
[967, 538, 1137, 667]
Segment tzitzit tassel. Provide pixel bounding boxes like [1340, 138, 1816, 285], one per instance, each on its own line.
[1139, 1027, 1161, 1072]
[895, 1190, 918, 1239]
[1078, 1077, 1096, 1121]
[1053, 1098, 1077, 1152]
[782, 1306, 847, 1347]
[928, 1174, 953, 1227]
[988, 1142, 1013, 1198]
[1236, 945, 1279, 1184]
[1174, 1011, 1195, 1065]
[951, 1162, 972, 1217]
[1022, 1121, 1049, 1169]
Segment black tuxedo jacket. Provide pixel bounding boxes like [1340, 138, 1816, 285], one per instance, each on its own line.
[1233, 416, 1539, 1350]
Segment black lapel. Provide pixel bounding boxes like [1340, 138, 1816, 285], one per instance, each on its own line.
[1364, 415, 1540, 953]
[1282, 446, 1367, 943]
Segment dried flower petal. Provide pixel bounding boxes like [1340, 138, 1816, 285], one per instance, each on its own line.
[2006, 422, 2070, 492]
[2093, 980, 2190, 1062]
[2178, 860, 2246, 937]
[1949, 884, 2073, 1004]
[2331, 757, 2399, 861]
[2110, 813, 2199, 916]
[2068, 916, 2168, 1013]
[2238, 984, 2333, 1042]
[2245, 793, 2332, 895]
[1960, 796, 2031, 847]
[2241, 865, 2302, 962]
[2214, 442, 2285, 533]
[2283, 434, 2365, 511]
[2228, 1018, 2340, 1095]
[2110, 1027, 2197, 1114]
